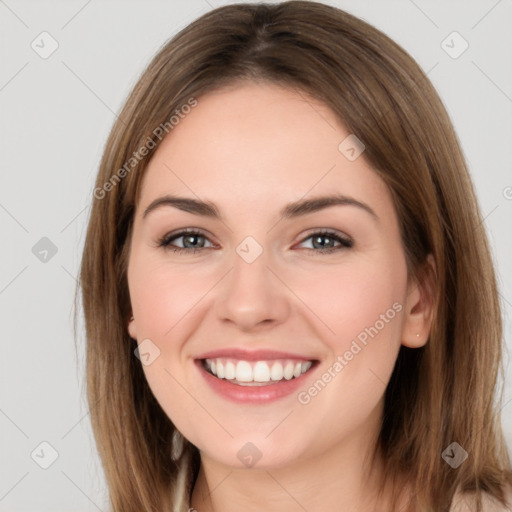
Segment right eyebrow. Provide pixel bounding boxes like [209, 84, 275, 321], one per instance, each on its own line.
[143, 196, 220, 220]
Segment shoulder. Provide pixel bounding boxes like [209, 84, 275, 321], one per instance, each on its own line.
[450, 485, 512, 512]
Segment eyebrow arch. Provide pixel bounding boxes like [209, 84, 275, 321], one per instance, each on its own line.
[142, 193, 378, 222]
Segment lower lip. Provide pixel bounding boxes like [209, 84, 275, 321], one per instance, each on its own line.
[195, 360, 316, 404]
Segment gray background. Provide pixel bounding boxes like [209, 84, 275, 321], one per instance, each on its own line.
[1, 0, 511, 510]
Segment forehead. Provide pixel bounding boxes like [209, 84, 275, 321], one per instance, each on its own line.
[138, 82, 392, 219]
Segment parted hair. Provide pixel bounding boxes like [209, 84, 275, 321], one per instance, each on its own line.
[76, 2, 512, 511]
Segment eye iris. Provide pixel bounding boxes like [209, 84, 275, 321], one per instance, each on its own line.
[312, 234, 336, 249]
[183, 234, 204, 248]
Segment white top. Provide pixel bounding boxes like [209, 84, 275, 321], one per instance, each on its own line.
[450, 486, 512, 511]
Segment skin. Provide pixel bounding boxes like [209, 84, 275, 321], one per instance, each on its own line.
[126, 81, 436, 512]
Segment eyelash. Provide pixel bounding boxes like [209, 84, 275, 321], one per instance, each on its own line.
[156, 228, 353, 255]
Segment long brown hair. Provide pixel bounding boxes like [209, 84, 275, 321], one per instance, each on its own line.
[76, 2, 512, 510]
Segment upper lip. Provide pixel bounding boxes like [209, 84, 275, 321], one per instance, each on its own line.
[195, 348, 318, 361]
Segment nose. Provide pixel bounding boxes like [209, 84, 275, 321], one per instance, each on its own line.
[214, 246, 290, 333]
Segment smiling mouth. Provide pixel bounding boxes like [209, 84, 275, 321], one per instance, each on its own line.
[201, 357, 317, 386]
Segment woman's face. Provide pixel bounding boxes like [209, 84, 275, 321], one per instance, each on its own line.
[127, 81, 419, 469]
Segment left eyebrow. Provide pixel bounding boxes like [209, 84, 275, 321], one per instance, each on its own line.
[280, 194, 379, 222]
[142, 193, 379, 223]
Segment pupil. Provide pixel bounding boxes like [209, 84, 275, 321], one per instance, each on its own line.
[185, 235, 202, 248]
[314, 235, 333, 248]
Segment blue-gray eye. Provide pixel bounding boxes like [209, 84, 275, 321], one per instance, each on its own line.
[157, 229, 353, 254]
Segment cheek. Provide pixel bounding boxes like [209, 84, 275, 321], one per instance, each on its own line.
[128, 256, 209, 436]
[297, 254, 406, 424]
[295, 254, 406, 352]
[128, 252, 215, 341]
[127, 254, 221, 422]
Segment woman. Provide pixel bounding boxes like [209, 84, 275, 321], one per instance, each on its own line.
[77, 2, 512, 510]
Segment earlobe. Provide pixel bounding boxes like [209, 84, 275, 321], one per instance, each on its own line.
[128, 315, 137, 340]
[401, 254, 437, 349]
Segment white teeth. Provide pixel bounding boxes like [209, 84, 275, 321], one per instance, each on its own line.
[236, 361, 253, 382]
[301, 361, 312, 373]
[270, 362, 284, 381]
[283, 362, 294, 380]
[225, 361, 236, 380]
[253, 361, 270, 382]
[204, 357, 314, 385]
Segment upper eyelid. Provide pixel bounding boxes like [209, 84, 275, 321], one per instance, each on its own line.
[163, 228, 216, 244]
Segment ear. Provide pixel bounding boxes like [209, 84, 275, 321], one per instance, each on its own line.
[128, 314, 137, 340]
[401, 253, 437, 348]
